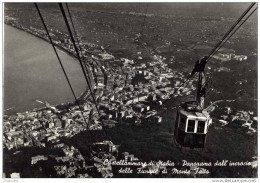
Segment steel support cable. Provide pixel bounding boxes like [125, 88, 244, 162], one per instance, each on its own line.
[206, 2, 256, 62]
[58, 3, 98, 113]
[66, 3, 104, 117]
[65, 3, 92, 82]
[34, 3, 89, 128]
[207, 2, 256, 58]
[66, 3, 122, 143]
[58, 3, 111, 140]
[208, 6, 258, 61]
[66, 3, 120, 143]
[65, 3, 84, 57]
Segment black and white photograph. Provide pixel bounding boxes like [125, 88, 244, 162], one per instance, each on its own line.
[2, 1, 258, 179]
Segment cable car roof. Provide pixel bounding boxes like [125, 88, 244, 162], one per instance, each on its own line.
[179, 109, 210, 120]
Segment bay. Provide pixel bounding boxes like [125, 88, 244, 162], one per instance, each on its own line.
[4, 25, 86, 115]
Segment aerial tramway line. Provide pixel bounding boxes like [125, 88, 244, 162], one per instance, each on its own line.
[173, 2, 257, 148]
[34, 3, 112, 143]
[34, 3, 257, 150]
[137, 2, 257, 149]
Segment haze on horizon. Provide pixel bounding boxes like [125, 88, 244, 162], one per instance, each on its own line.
[5, 2, 256, 19]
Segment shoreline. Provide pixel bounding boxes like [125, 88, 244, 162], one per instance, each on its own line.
[4, 23, 92, 116]
[5, 24, 77, 61]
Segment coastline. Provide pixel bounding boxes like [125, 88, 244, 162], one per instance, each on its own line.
[4, 23, 92, 115]
[5, 23, 77, 61]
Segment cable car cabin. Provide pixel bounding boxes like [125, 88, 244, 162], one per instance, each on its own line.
[174, 106, 211, 148]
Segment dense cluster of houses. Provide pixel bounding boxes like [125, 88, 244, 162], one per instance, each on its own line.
[4, 18, 198, 178]
[213, 53, 248, 62]
[217, 106, 257, 134]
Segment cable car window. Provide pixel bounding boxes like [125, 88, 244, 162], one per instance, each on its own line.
[197, 121, 205, 133]
[187, 120, 195, 133]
